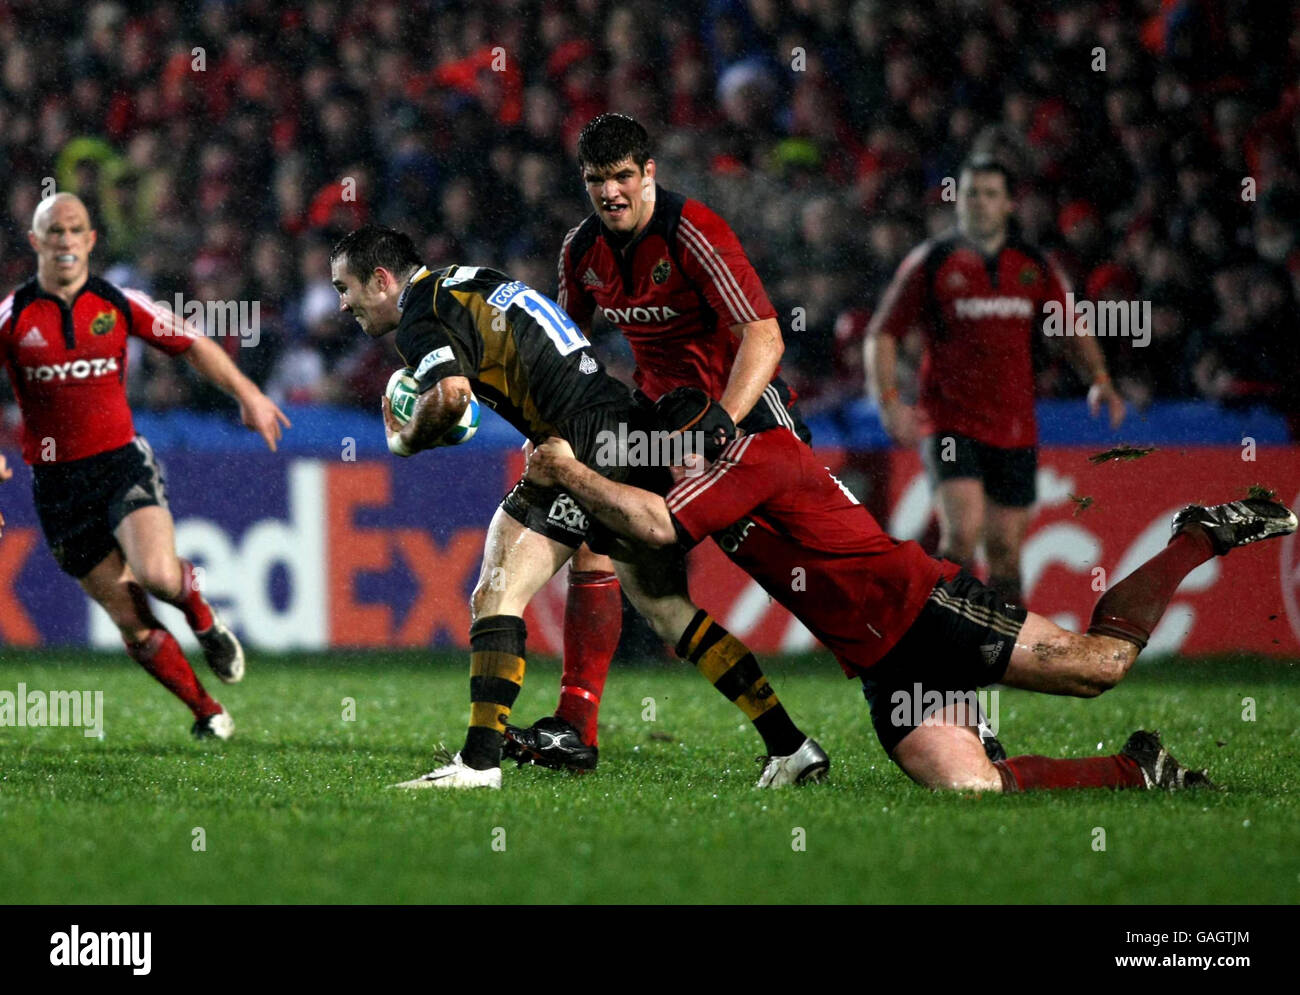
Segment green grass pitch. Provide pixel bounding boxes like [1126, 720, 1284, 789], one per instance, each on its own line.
[0, 650, 1296, 904]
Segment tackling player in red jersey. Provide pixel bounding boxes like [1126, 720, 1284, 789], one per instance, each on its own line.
[525, 387, 1297, 792]
[0, 194, 290, 739]
[507, 113, 808, 769]
[866, 157, 1127, 606]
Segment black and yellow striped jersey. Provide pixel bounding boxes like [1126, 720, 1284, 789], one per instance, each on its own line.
[394, 264, 628, 441]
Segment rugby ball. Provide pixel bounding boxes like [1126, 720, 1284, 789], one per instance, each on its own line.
[385, 368, 421, 425]
[385, 367, 480, 445]
[442, 391, 481, 445]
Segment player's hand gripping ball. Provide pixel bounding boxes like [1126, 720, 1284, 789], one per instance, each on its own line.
[384, 368, 481, 446]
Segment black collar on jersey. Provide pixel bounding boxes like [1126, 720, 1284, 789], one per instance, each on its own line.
[397, 265, 431, 313]
[927, 222, 1049, 302]
[24, 273, 92, 309]
[10, 273, 134, 349]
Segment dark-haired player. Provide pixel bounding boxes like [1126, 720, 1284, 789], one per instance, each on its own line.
[526, 387, 1297, 792]
[508, 112, 808, 767]
[0, 194, 291, 739]
[329, 224, 825, 789]
[866, 157, 1126, 606]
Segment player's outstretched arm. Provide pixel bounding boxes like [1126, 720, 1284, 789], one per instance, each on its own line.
[182, 336, 292, 451]
[527, 438, 677, 547]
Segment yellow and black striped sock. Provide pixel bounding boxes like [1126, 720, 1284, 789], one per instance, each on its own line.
[462, 615, 527, 770]
[675, 610, 805, 756]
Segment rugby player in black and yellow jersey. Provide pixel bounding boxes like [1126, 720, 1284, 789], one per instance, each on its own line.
[329, 224, 823, 789]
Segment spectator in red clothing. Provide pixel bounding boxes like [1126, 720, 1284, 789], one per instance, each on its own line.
[2, 0, 1299, 427]
[667, 40, 717, 130]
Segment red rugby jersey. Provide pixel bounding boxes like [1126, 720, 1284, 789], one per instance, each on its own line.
[557, 188, 779, 403]
[0, 275, 196, 464]
[869, 231, 1070, 448]
[667, 428, 959, 675]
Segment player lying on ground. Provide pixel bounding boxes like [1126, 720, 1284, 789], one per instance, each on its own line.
[329, 224, 826, 790]
[0, 194, 290, 739]
[512, 112, 805, 766]
[524, 387, 1298, 791]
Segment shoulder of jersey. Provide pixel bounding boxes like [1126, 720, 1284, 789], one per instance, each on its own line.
[564, 212, 606, 266]
[88, 275, 141, 325]
[118, 283, 160, 312]
[441, 264, 515, 290]
[0, 284, 21, 334]
[676, 192, 718, 228]
[672, 191, 725, 243]
[5, 276, 43, 320]
[402, 266, 443, 308]
[920, 230, 963, 265]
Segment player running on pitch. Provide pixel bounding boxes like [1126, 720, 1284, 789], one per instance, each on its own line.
[525, 387, 1297, 792]
[506, 112, 810, 771]
[866, 156, 1126, 606]
[329, 224, 825, 789]
[0, 193, 290, 739]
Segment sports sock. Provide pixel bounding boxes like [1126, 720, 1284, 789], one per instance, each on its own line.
[462, 615, 527, 770]
[124, 628, 222, 719]
[164, 559, 214, 634]
[1086, 528, 1215, 649]
[555, 570, 621, 746]
[986, 573, 1023, 607]
[994, 754, 1145, 791]
[675, 610, 805, 756]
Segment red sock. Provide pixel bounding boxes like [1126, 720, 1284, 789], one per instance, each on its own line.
[1087, 529, 1215, 648]
[555, 570, 622, 746]
[165, 559, 214, 634]
[994, 754, 1146, 791]
[125, 629, 222, 720]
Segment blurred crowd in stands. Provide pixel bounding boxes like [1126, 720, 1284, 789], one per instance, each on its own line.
[2, 0, 1299, 435]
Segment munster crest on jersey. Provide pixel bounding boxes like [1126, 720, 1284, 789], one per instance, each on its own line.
[652, 258, 672, 284]
[1018, 266, 1038, 286]
[90, 310, 117, 336]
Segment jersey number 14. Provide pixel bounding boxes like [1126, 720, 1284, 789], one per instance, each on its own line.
[488, 281, 590, 356]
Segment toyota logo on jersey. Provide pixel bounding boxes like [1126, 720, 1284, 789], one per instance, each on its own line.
[600, 305, 682, 324]
[23, 357, 120, 381]
[951, 296, 1035, 319]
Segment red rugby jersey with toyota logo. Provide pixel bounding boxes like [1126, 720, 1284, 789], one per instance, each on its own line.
[869, 230, 1071, 448]
[0, 275, 196, 464]
[556, 188, 781, 403]
[667, 427, 960, 674]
